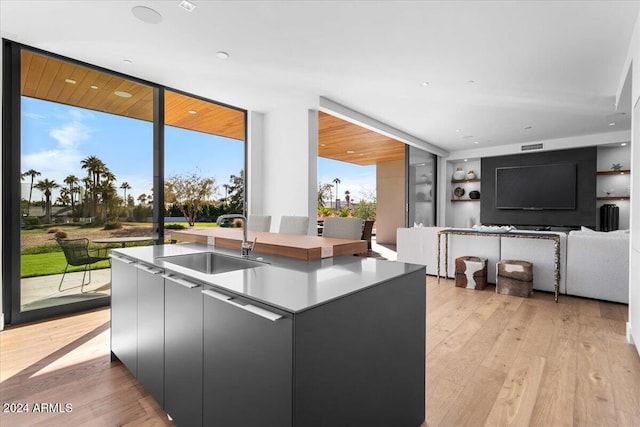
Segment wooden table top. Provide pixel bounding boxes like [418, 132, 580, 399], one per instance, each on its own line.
[169, 228, 367, 261]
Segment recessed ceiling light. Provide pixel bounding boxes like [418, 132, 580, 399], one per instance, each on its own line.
[178, 0, 197, 12]
[188, 110, 197, 114]
[608, 122, 616, 126]
[346, 150, 356, 154]
[123, 59, 133, 64]
[421, 81, 430, 87]
[524, 126, 533, 130]
[90, 85, 99, 89]
[320, 143, 326, 147]
[455, 129, 460, 133]
[114, 90, 133, 98]
[65, 78, 76, 84]
[216, 51, 230, 60]
[464, 159, 468, 162]
[617, 112, 627, 116]
[621, 143, 627, 146]
[132, 6, 162, 24]
[473, 141, 479, 144]
[467, 80, 475, 84]
[462, 135, 474, 139]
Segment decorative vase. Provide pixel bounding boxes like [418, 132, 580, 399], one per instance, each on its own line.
[466, 170, 476, 180]
[453, 168, 465, 180]
[469, 190, 480, 199]
[454, 187, 465, 199]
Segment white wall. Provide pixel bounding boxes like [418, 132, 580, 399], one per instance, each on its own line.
[447, 130, 630, 161]
[376, 159, 405, 244]
[247, 111, 265, 218]
[261, 104, 317, 235]
[620, 9, 640, 354]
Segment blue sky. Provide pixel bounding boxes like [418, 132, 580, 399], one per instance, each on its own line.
[21, 96, 376, 203]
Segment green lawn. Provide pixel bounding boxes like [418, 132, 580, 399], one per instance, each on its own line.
[21, 252, 111, 278]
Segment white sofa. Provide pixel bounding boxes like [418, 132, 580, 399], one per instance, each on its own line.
[397, 227, 554, 285]
[396, 227, 446, 276]
[566, 230, 629, 303]
[397, 226, 629, 304]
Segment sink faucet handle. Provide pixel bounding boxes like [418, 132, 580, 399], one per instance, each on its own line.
[250, 237, 257, 251]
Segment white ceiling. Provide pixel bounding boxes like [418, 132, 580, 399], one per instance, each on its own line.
[1, 0, 639, 153]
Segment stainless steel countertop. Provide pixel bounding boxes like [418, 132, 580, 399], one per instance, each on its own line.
[112, 243, 425, 314]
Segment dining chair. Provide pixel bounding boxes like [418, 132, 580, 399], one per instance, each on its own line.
[56, 238, 111, 292]
[278, 216, 310, 235]
[248, 215, 271, 232]
[322, 217, 364, 240]
[361, 220, 375, 251]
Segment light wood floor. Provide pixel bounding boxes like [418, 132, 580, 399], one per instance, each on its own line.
[1, 276, 639, 426]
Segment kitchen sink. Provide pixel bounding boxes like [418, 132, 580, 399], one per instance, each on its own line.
[159, 252, 266, 275]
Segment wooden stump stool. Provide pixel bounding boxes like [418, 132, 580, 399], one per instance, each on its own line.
[496, 260, 533, 297]
[455, 256, 488, 290]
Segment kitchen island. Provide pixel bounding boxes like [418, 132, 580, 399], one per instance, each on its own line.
[110, 243, 426, 426]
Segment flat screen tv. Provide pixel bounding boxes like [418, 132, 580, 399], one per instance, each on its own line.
[495, 163, 576, 210]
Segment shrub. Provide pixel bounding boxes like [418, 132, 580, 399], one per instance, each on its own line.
[103, 221, 123, 230]
[165, 223, 187, 230]
[23, 216, 40, 226]
[54, 230, 68, 239]
[47, 227, 62, 234]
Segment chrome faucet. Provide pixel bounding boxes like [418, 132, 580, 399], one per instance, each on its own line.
[239, 215, 257, 258]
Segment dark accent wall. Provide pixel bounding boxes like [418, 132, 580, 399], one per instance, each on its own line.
[480, 147, 596, 228]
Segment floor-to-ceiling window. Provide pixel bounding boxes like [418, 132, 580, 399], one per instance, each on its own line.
[16, 49, 154, 315]
[2, 42, 247, 324]
[163, 91, 246, 232]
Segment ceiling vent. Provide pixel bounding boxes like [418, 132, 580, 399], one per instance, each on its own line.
[521, 142, 544, 151]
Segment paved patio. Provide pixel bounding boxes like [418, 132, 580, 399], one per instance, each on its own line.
[20, 269, 111, 312]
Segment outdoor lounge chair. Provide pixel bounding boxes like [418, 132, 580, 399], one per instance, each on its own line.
[56, 238, 110, 292]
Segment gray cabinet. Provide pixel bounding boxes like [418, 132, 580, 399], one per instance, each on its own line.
[110, 255, 138, 376]
[164, 275, 203, 427]
[135, 263, 165, 407]
[201, 269, 425, 426]
[202, 288, 293, 427]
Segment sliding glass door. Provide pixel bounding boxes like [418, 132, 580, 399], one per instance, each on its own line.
[407, 145, 437, 227]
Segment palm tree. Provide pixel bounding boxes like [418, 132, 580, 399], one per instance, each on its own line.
[344, 190, 351, 208]
[21, 169, 41, 216]
[120, 182, 131, 203]
[64, 174, 80, 218]
[81, 155, 108, 218]
[98, 172, 117, 222]
[34, 178, 59, 224]
[57, 188, 71, 206]
[138, 193, 148, 206]
[332, 177, 341, 209]
[119, 182, 131, 221]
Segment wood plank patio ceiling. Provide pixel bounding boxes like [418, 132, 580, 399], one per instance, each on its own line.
[20, 50, 245, 141]
[20, 50, 403, 159]
[318, 112, 405, 166]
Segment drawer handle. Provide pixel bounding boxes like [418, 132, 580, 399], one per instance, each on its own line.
[135, 264, 162, 274]
[111, 254, 134, 264]
[202, 289, 231, 301]
[163, 274, 200, 289]
[203, 291, 282, 322]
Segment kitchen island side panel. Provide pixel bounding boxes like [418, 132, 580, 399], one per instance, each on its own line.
[110, 256, 138, 376]
[293, 268, 426, 426]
